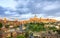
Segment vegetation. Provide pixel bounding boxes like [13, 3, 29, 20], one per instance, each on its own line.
[25, 22, 45, 32]
[0, 23, 3, 38]
[7, 37, 12, 38]
[0, 23, 3, 28]
[24, 22, 58, 33]
[25, 31, 29, 38]
[5, 25, 9, 28]
[48, 26, 57, 32]
[56, 30, 60, 34]
[16, 35, 25, 38]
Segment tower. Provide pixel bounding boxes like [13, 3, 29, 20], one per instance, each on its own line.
[15, 18, 18, 21]
[4, 17, 7, 23]
[34, 14, 37, 18]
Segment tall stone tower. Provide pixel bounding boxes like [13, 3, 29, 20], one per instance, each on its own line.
[3, 17, 7, 23]
[34, 14, 37, 18]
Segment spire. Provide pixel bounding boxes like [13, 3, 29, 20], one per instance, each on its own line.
[4, 17, 7, 21]
[40, 17, 41, 19]
[15, 18, 18, 21]
[34, 14, 37, 18]
[4, 17, 7, 23]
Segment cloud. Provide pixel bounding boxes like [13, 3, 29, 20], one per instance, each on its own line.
[0, 6, 7, 16]
[15, 0, 60, 15]
[43, 1, 60, 11]
[0, 0, 60, 20]
[0, 0, 17, 10]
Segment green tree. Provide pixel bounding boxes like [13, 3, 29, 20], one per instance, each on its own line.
[48, 26, 57, 32]
[0, 23, 3, 38]
[5, 25, 9, 28]
[25, 22, 45, 32]
[0, 23, 3, 29]
[25, 31, 29, 38]
[56, 30, 60, 34]
[17, 35, 25, 38]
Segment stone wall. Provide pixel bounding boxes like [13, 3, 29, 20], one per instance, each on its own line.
[41, 34, 60, 38]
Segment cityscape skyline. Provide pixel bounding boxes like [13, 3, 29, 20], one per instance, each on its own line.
[0, 0, 60, 20]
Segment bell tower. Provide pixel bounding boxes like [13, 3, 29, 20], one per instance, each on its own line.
[4, 17, 7, 23]
[34, 14, 37, 18]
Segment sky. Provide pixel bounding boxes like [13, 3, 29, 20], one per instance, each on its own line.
[0, 0, 60, 20]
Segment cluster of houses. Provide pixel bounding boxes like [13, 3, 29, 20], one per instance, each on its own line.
[0, 15, 60, 38]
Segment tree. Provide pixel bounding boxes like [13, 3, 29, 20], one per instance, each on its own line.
[5, 25, 9, 28]
[25, 31, 29, 38]
[48, 26, 57, 32]
[0, 23, 3, 38]
[0, 23, 3, 28]
[56, 30, 60, 34]
[24, 22, 45, 32]
[17, 35, 25, 38]
[46, 26, 57, 32]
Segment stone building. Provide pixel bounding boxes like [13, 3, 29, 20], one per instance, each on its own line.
[41, 31, 60, 38]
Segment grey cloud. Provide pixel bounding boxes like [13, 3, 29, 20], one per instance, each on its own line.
[0, 6, 8, 16]
[14, 0, 60, 18]
[44, 8, 60, 16]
